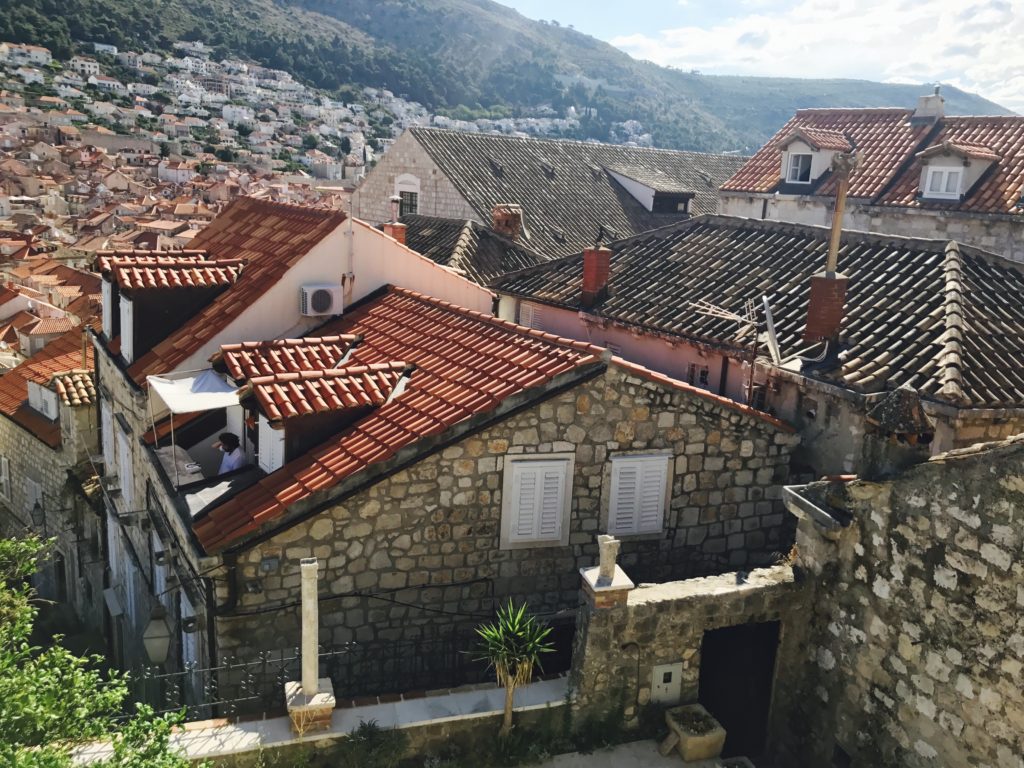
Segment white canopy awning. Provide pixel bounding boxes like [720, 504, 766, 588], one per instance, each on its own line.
[147, 369, 238, 414]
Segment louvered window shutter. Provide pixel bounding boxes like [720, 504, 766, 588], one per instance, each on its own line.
[0, 456, 9, 500]
[609, 456, 669, 535]
[509, 460, 566, 543]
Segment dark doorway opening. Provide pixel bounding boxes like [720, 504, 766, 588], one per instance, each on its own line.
[698, 621, 780, 759]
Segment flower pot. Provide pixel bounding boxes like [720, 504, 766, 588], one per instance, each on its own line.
[664, 703, 727, 761]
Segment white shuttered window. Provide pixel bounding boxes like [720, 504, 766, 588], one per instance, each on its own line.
[501, 456, 573, 548]
[608, 455, 671, 535]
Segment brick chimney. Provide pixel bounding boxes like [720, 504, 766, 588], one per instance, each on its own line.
[491, 203, 523, 242]
[581, 246, 612, 308]
[804, 151, 856, 343]
[911, 85, 945, 125]
[383, 221, 406, 246]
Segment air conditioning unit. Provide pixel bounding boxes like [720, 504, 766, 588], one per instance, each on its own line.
[299, 283, 343, 317]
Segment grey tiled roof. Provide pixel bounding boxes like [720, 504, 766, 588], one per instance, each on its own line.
[494, 215, 1024, 408]
[410, 128, 746, 257]
[402, 214, 550, 285]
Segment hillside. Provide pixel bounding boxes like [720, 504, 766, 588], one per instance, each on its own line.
[2, 0, 1011, 151]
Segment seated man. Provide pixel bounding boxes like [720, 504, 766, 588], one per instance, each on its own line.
[214, 432, 246, 475]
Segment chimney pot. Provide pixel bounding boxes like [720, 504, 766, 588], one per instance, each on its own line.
[581, 246, 612, 308]
[383, 221, 406, 246]
[491, 203, 523, 242]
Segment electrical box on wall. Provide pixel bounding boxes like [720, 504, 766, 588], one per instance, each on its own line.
[651, 662, 684, 704]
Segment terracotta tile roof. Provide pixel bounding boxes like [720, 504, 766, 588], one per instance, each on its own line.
[22, 316, 75, 336]
[409, 127, 745, 257]
[49, 369, 95, 406]
[212, 335, 361, 382]
[246, 363, 410, 422]
[192, 286, 603, 552]
[878, 116, 1024, 214]
[110, 258, 244, 290]
[916, 140, 1001, 163]
[0, 325, 94, 447]
[126, 197, 347, 382]
[721, 108, 927, 199]
[494, 215, 1024, 409]
[96, 249, 209, 272]
[401, 214, 550, 285]
[782, 126, 854, 153]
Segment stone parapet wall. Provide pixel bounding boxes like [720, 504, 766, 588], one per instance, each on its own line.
[569, 564, 805, 720]
[780, 436, 1024, 767]
[219, 365, 800, 675]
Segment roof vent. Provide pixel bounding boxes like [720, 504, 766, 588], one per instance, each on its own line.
[540, 159, 555, 179]
[488, 158, 504, 177]
[299, 284, 343, 317]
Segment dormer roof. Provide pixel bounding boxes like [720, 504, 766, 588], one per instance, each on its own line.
[915, 140, 1001, 163]
[212, 335, 362, 382]
[780, 126, 853, 153]
[243, 362, 411, 422]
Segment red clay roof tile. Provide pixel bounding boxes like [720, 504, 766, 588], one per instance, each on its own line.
[126, 197, 347, 382]
[213, 335, 361, 381]
[192, 286, 603, 552]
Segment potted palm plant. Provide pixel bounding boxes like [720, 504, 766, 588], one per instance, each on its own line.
[473, 600, 554, 737]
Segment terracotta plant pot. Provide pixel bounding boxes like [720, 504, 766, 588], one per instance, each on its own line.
[664, 703, 727, 761]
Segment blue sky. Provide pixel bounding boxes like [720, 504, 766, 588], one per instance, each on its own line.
[499, 0, 1024, 112]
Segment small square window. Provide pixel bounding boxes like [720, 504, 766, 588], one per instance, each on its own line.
[608, 455, 671, 536]
[500, 454, 574, 549]
[787, 153, 812, 183]
[923, 167, 962, 200]
[687, 363, 710, 389]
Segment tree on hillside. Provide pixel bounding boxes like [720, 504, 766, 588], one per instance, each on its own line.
[0, 536, 201, 768]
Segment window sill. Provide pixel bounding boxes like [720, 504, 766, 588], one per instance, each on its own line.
[605, 530, 664, 542]
[499, 537, 568, 551]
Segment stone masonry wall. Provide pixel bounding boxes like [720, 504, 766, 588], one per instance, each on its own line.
[569, 564, 806, 723]
[779, 437, 1024, 767]
[0, 400, 105, 633]
[719, 194, 1024, 262]
[351, 131, 479, 225]
[217, 364, 800, 688]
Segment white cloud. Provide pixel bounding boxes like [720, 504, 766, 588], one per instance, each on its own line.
[611, 0, 1024, 112]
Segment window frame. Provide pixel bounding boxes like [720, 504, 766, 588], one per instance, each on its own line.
[923, 166, 963, 200]
[605, 453, 673, 537]
[786, 153, 813, 184]
[499, 453, 575, 550]
[398, 190, 418, 216]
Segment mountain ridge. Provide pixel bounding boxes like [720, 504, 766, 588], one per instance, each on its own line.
[1, 0, 1011, 151]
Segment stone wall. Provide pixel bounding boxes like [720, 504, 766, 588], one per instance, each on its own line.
[718, 194, 1024, 262]
[779, 436, 1024, 767]
[0, 396, 105, 635]
[569, 564, 806, 722]
[217, 364, 800, 688]
[351, 130, 479, 225]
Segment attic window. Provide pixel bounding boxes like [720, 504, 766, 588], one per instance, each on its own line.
[924, 167, 962, 200]
[488, 158, 504, 177]
[540, 159, 555, 179]
[787, 154, 812, 184]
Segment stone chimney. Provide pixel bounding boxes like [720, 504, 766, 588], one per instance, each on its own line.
[911, 86, 945, 125]
[383, 221, 406, 246]
[581, 246, 612, 308]
[491, 203, 523, 242]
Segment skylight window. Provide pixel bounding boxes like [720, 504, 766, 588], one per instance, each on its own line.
[787, 153, 812, 184]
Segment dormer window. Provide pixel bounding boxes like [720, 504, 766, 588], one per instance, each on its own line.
[787, 154, 813, 184]
[924, 166, 962, 200]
